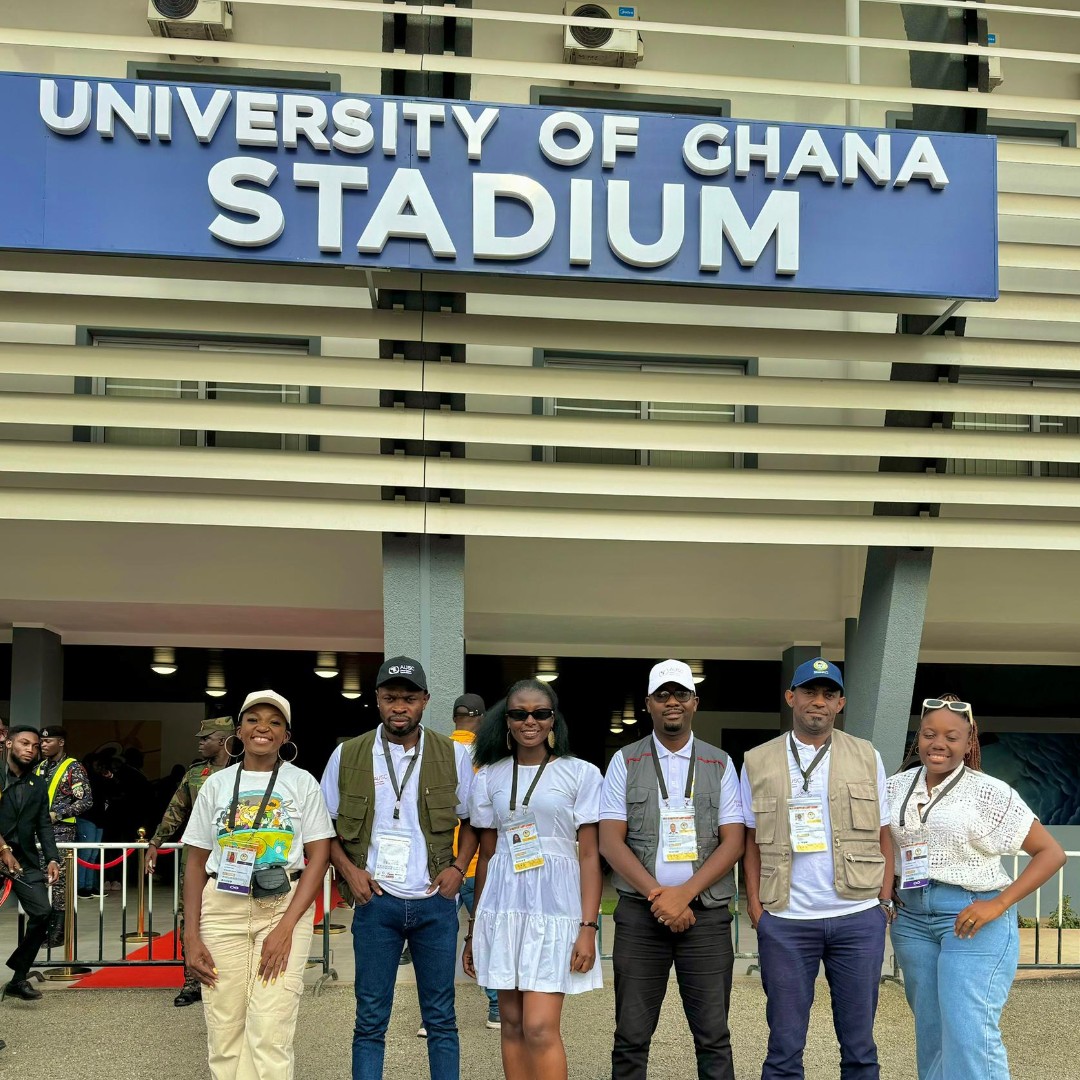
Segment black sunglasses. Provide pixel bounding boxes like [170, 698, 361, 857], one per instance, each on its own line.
[506, 708, 555, 722]
[651, 689, 694, 703]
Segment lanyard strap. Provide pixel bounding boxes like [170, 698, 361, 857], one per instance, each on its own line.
[381, 728, 422, 821]
[226, 759, 281, 835]
[650, 739, 696, 803]
[789, 734, 831, 794]
[899, 765, 967, 828]
[509, 752, 551, 814]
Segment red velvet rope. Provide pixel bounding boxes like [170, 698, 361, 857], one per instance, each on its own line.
[72, 845, 177, 870]
[0, 878, 10, 907]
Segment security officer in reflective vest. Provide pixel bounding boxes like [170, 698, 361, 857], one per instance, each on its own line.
[36, 726, 93, 948]
[146, 715, 234, 1006]
[600, 660, 746, 1080]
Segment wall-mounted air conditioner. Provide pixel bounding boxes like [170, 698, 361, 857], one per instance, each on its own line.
[563, 4, 643, 69]
[148, 1, 234, 42]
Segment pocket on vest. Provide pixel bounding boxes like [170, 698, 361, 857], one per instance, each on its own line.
[759, 862, 781, 907]
[626, 789, 649, 838]
[425, 785, 459, 833]
[335, 792, 370, 840]
[842, 850, 886, 891]
[751, 796, 778, 845]
[846, 782, 880, 831]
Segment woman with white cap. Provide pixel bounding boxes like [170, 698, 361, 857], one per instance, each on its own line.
[182, 690, 334, 1080]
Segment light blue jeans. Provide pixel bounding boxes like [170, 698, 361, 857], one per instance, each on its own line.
[891, 882, 1018, 1080]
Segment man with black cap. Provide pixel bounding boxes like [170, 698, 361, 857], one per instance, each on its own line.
[146, 714, 234, 1006]
[321, 656, 479, 1080]
[600, 660, 745, 1080]
[36, 726, 93, 948]
[1, 726, 60, 1001]
[740, 657, 894, 1080]
[449, 693, 500, 1029]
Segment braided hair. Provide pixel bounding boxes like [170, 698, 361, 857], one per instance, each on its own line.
[900, 692, 982, 773]
[472, 678, 572, 768]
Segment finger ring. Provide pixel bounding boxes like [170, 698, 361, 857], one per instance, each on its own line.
[658, 917, 667, 924]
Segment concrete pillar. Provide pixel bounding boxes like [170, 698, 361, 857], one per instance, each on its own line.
[780, 643, 822, 729]
[382, 534, 465, 736]
[10, 626, 63, 731]
[844, 547, 933, 772]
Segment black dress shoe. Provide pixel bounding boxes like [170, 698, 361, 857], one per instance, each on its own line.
[399, 944, 412, 966]
[2, 979, 43, 1001]
[174, 982, 202, 1007]
[0, 1037, 7, 1051]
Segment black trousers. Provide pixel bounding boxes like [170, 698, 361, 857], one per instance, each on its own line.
[612, 895, 736, 1080]
[5, 868, 52, 981]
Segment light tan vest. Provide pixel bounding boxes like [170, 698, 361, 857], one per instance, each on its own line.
[743, 728, 885, 911]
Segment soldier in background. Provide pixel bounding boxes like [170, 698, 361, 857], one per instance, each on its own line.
[36, 727, 93, 948]
[145, 716, 233, 1006]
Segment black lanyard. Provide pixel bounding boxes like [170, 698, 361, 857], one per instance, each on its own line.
[899, 765, 967, 829]
[789, 734, 831, 794]
[381, 728, 422, 821]
[226, 760, 281, 835]
[651, 738, 695, 802]
[509, 752, 551, 815]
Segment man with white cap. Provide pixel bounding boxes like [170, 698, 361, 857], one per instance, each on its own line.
[740, 657, 893, 1080]
[599, 660, 745, 1080]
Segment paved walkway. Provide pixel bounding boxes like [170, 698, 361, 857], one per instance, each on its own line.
[2, 975, 1077, 1078]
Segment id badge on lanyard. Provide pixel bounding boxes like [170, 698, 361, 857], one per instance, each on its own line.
[504, 819, 544, 872]
[504, 754, 551, 873]
[788, 797, 828, 853]
[216, 842, 258, 894]
[899, 841, 930, 889]
[660, 801, 698, 862]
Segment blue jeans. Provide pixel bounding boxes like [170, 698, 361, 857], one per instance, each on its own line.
[76, 819, 104, 892]
[890, 883, 1018, 1080]
[352, 891, 460, 1080]
[757, 905, 887, 1080]
[458, 876, 498, 1010]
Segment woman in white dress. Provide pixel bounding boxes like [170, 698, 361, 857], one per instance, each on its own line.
[462, 679, 603, 1080]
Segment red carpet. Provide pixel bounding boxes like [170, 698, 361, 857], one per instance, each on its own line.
[70, 931, 185, 989]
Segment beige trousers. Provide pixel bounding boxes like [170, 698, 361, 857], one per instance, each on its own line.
[199, 879, 316, 1080]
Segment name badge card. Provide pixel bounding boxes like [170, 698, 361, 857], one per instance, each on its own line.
[504, 820, 544, 873]
[789, 796, 828, 853]
[216, 842, 257, 894]
[900, 841, 930, 889]
[660, 803, 698, 862]
[373, 833, 412, 883]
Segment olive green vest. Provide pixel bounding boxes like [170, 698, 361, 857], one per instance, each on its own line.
[744, 727, 885, 911]
[334, 727, 459, 900]
[610, 733, 736, 909]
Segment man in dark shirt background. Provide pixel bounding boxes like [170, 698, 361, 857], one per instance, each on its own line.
[0, 725, 60, 1001]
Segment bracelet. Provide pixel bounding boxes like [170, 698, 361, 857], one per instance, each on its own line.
[0, 844, 10, 854]
[579, 920, 600, 931]
[463, 934, 473, 942]
[448, 864, 465, 878]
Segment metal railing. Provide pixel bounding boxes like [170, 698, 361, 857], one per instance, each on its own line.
[8, 840, 338, 992]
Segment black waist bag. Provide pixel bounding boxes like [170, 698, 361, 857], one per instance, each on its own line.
[252, 865, 291, 898]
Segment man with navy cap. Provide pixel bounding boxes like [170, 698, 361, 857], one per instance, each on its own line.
[321, 656, 478, 1080]
[740, 658, 894, 1080]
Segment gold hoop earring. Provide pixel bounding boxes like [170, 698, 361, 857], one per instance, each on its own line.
[224, 734, 243, 758]
[278, 741, 298, 764]
[506, 730, 513, 751]
[547, 731, 556, 749]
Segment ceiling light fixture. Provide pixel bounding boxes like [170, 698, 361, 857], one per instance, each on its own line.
[622, 696, 637, 725]
[341, 653, 361, 700]
[314, 650, 339, 679]
[689, 659, 705, 684]
[151, 646, 177, 676]
[535, 656, 559, 683]
[205, 649, 227, 698]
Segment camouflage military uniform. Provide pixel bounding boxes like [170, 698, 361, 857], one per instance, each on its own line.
[35, 754, 93, 917]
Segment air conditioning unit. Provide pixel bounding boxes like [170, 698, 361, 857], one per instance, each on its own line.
[563, 3, 643, 69]
[148, 1, 234, 42]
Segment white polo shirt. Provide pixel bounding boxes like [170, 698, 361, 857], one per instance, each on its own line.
[600, 733, 743, 887]
[320, 729, 474, 901]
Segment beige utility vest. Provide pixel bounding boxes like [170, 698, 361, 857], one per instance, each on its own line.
[744, 728, 885, 911]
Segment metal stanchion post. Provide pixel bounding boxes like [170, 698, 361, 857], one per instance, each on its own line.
[44, 847, 91, 980]
[124, 829, 161, 943]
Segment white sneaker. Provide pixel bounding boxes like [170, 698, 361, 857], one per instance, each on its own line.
[417, 1026, 427, 1038]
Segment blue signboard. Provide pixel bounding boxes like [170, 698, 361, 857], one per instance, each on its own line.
[0, 72, 998, 299]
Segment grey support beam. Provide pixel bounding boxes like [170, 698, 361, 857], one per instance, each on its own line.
[9, 626, 63, 731]
[382, 534, 465, 736]
[845, 548, 932, 772]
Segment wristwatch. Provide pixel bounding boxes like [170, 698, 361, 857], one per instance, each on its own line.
[879, 899, 895, 915]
